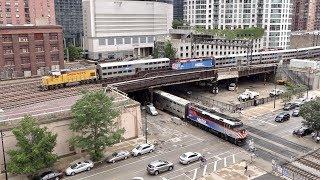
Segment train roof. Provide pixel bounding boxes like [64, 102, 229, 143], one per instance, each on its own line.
[154, 90, 190, 106]
[98, 58, 170, 68]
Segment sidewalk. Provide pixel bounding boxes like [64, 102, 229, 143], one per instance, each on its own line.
[1, 136, 153, 180]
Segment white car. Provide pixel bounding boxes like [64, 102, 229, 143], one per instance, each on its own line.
[228, 83, 237, 91]
[131, 143, 155, 156]
[179, 152, 202, 165]
[269, 89, 284, 97]
[65, 160, 94, 176]
[238, 89, 259, 101]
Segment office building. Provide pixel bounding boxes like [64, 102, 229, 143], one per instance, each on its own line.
[183, 0, 293, 49]
[0, 25, 64, 79]
[82, 0, 173, 60]
[173, 0, 183, 20]
[0, 0, 56, 25]
[55, 0, 83, 46]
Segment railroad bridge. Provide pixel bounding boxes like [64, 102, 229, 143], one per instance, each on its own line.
[106, 64, 276, 92]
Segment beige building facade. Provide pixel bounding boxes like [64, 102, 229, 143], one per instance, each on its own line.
[0, 89, 142, 172]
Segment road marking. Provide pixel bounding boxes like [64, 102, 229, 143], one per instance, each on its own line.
[203, 164, 207, 176]
[192, 169, 197, 180]
[224, 157, 227, 167]
[64, 140, 203, 180]
[232, 154, 236, 163]
[213, 161, 217, 172]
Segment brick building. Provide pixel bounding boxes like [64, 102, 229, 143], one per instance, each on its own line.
[0, 25, 64, 78]
[0, 0, 56, 26]
[292, 0, 320, 31]
[290, 31, 320, 49]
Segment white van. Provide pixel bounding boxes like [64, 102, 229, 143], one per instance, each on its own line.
[146, 104, 158, 116]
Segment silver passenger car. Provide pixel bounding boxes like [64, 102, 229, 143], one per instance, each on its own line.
[147, 160, 174, 175]
[97, 58, 170, 79]
[106, 150, 130, 163]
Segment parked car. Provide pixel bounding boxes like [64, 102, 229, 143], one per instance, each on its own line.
[292, 108, 300, 117]
[146, 104, 158, 116]
[275, 112, 290, 122]
[238, 89, 259, 101]
[34, 170, 63, 180]
[293, 127, 313, 137]
[228, 83, 237, 91]
[65, 160, 94, 176]
[106, 150, 130, 163]
[283, 102, 298, 111]
[131, 143, 155, 157]
[269, 89, 284, 97]
[312, 132, 320, 143]
[147, 160, 174, 175]
[179, 152, 202, 165]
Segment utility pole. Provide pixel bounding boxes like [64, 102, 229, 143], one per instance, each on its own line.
[307, 68, 311, 99]
[274, 65, 277, 108]
[0, 130, 8, 180]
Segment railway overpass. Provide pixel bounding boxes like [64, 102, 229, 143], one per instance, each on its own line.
[107, 64, 277, 92]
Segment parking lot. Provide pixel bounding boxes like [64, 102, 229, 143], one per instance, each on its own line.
[193, 81, 286, 105]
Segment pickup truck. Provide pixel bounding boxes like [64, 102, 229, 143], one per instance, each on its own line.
[238, 89, 259, 101]
[269, 89, 284, 97]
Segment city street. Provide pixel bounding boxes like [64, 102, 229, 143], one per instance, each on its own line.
[63, 103, 320, 180]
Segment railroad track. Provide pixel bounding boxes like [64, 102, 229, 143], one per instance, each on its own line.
[1, 84, 102, 110]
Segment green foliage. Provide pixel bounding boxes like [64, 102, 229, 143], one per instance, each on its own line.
[282, 83, 308, 102]
[70, 90, 124, 161]
[300, 97, 320, 133]
[153, 46, 160, 58]
[172, 19, 184, 29]
[164, 40, 176, 60]
[65, 46, 83, 61]
[194, 27, 265, 40]
[7, 116, 58, 176]
[281, 91, 293, 104]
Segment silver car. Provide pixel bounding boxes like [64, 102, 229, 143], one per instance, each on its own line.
[106, 150, 130, 163]
[179, 152, 202, 165]
[131, 143, 155, 157]
[147, 160, 174, 175]
[65, 160, 94, 176]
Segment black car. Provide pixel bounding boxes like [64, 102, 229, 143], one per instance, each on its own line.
[33, 170, 63, 180]
[275, 112, 290, 122]
[293, 127, 313, 137]
[292, 108, 300, 117]
[283, 103, 298, 111]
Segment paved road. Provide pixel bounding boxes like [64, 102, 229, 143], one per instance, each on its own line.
[63, 105, 320, 180]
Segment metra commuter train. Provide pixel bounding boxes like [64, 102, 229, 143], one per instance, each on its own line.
[40, 46, 320, 90]
[153, 90, 247, 145]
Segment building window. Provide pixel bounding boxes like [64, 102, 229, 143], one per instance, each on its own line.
[99, 38, 105, 46]
[51, 45, 58, 51]
[5, 58, 14, 66]
[34, 33, 43, 40]
[107, 38, 114, 45]
[18, 36, 28, 42]
[116, 37, 123, 45]
[2, 35, 12, 42]
[3, 46, 13, 54]
[35, 45, 44, 52]
[124, 37, 131, 44]
[21, 57, 30, 64]
[132, 37, 139, 44]
[49, 33, 58, 40]
[36, 55, 45, 62]
[51, 54, 59, 62]
[20, 46, 29, 53]
[140, 37, 146, 43]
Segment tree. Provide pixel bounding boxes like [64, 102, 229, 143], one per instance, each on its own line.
[164, 40, 176, 60]
[7, 116, 57, 176]
[281, 91, 293, 104]
[300, 97, 320, 137]
[70, 90, 124, 161]
[172, 19, 183, 29]
[65, 45, 83, 61]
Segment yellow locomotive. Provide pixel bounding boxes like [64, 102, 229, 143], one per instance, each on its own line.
[39, 69, 97, 90]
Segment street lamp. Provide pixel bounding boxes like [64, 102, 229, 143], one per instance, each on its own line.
[0, 130, 8, 180]
[273, 65, 278, 109]
[145, 108, 148, 143]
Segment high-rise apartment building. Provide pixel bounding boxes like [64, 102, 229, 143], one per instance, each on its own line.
[184, 0, 292, 49]
[54, 0, 83, 46]
[292, 0, 320, 31]
[82, 0, 173, 60]
[173, 0, 183, 20]
[0, 0, 56, 25]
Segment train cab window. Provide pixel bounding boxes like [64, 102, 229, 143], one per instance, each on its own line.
[103, 73, 107, 75]
[90, 72, 95, 76]
[128, 70, 132, 72]
[107, 72, 112, 75]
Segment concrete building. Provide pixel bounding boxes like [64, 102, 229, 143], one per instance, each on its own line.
[0, 0, 56, 25]
[292, 0, 320, 31]
[160, 29, 263, 59]
[173, 0, 183, 20]
[183, 0, 292, 49]
[0, 89, 142, 172]
[82, 0, 173, 60]
[54, 0, 83, 46]
[0, 25, 64, 79]
[290, 31, 320, 49]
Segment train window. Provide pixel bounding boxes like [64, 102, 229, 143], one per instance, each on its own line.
[112, 66, 116, 69]
[102, 67, 106, 70]
[103, 73, 107, 75]
[128, 70, 132, 72]
[108, 67, 112, 69]
[107, 72, 112, 75]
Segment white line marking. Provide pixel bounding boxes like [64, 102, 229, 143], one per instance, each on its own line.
[224, 157, 227, 167]
[213, 161, 217, 172]
[232, 154, 236, 164]
[203, 164, 207, 176]
[192, 169, 197, 180]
